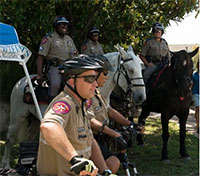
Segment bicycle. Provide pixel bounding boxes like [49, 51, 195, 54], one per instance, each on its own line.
[97, 120, 140, 176]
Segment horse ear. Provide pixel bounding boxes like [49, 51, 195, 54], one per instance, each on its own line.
[189, 47, 199, 58]
[114, 44, 127, 59]
[118, 46, 127, 60]
[128, 45, 133, 52]
[114, 44, 120, 51]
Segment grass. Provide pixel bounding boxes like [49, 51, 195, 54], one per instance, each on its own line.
[118, 117, 199, 176]
[0, 117, 199, 176]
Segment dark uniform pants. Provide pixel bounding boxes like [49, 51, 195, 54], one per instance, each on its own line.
[48, 66, 62, 97]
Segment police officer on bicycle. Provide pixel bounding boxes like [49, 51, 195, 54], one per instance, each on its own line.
[87, 55, 139, 174]
[37, 55, 117, 176]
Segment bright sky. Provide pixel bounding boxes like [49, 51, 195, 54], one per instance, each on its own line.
[162, 11, 200, 44]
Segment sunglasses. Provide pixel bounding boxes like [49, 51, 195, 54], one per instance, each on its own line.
[154, 30, 161, 33]
[92, 33, 99, 36]
[75, 75, 98, 83]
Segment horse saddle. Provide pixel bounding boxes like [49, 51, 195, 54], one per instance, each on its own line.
[145, 63, 168, 95]
[23, 76, 49, 105]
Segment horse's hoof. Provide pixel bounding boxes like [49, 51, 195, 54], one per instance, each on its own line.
[161, 159, 170, 163]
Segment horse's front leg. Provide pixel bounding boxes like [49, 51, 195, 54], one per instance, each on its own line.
[136, 106, 150, 145]
[1, 138, 11, 168]
[178, 109, 190, 159]
[160, 113, 171, 161]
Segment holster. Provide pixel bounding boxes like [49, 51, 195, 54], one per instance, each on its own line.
[49, 57, 64, 67]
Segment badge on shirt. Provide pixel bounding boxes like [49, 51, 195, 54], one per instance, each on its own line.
[95, 106, 101, 111]
[55, 40, 62, 47]
[67, 40, 72, 47]
[52, 101, 71, 114]
[41, 37, 48, 45]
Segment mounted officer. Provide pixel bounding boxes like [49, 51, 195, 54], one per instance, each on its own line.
[37, 15, 78, 102]
[139, 22, 170, 83]
[81, 26, 104, 56]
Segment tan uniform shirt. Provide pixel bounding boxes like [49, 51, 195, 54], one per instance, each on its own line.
[81, 39, 104, 56]
[87, 89, 112, 134]
[37, 86, 93, 176]
[140, 38, 169, 61]
[39, 31, 78, 61]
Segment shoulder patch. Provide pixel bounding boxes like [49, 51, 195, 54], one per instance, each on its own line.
[82, 44, 87, 51]
[142, 38, 152, 47]
[86, 99, 92, 109]
[52, 101, 71, 114]
[41, 37, 48, 45]
[161, 38, 168, 46]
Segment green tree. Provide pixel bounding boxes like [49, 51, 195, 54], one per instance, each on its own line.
[0, 0, 199, 99]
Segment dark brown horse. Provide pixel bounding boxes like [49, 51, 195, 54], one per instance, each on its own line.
[137, 47, 199, 161]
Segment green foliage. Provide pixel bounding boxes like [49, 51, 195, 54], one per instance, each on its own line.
[0, 0, 199, 97]
[192, 45, 199, 71]
[123, 118, 199, 176]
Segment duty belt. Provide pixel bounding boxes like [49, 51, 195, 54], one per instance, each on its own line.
[146, 55, 166, 64]
[49, 58, 64, 67]
[152, 58, 161, 63]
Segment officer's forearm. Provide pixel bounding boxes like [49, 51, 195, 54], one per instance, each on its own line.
[40, 122, 78, 161]
[139, 55, 149, 66]
[90, 119, 120, 138]
[90, 139, 109, 174]
[108, 108, 130, 126]
[37, 55, 44, 77]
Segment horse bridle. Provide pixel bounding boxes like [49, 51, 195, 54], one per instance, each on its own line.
[114, 55, 145, 93]
[162, 56, 193, 98]
[174, 56, 193, 90]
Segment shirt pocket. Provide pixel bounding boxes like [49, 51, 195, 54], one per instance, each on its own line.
[161, 44, 169, 56]
[77, 127, 87, 142]
[149, 44, 158, 55]
[90, 47, 95, 53]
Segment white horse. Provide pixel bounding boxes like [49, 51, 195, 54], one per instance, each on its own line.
[1, 45, 146, 168]
[100, 45, 146, 105]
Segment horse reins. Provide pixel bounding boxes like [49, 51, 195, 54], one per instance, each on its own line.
[114, 54, 145, 92]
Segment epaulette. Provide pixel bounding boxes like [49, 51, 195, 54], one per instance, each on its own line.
[161, 38, 168, 46]
[83, 40, 88, 45]
[145, 38, 153, 42]
[45, 32, 53, 38]
[142, 38, 152, 46]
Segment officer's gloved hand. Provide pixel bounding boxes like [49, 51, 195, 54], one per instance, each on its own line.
[70, 155, 97, 174]
[115, 136, 127, 151]
[128, 122, 136, 134]
[129, 122, 144, 133]
[102, 169, 118, 176]
[36, 75, 44, 85]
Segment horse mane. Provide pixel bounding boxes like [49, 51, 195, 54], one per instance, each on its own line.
[104, 52, 118, 58]
[170, 50, 187, 56]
